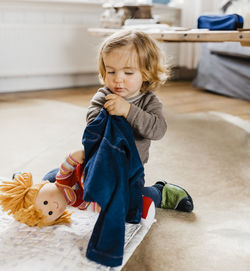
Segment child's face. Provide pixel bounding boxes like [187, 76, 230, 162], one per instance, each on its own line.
[35, 182, 67, 223]
[103, 45, 143, 98]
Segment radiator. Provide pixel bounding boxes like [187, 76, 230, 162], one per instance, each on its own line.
[0, 1, 181, 92]
[0, 1, 103, 92]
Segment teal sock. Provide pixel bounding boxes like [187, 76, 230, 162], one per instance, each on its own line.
[161, 183, 194, 212]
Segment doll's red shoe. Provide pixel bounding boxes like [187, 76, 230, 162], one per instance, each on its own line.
[141, 196, 155, 226]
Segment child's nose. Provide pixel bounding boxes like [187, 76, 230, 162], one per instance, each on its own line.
[114, 72, 123, 82]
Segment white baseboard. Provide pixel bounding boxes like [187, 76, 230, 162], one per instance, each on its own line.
[0, 73, 99, 93]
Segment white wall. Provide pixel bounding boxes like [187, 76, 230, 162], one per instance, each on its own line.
[0, 1, 181, 93]
[0, 0, 104, 92]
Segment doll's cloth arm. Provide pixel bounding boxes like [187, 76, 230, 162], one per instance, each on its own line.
[56, 154, 80, 181]
[126, 95, 167, 140]
[56, 153, 84, 206]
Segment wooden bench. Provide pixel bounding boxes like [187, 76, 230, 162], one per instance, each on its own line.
[88, 28, 250, 46]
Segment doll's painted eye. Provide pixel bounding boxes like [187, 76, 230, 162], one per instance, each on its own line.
[48, 211, 53, 216]
[43, 201, 48, 205]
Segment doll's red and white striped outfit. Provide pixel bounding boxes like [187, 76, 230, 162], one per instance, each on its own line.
[55, 154, 155, 222]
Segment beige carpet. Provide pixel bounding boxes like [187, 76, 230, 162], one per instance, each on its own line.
[0, 99, 250, 271]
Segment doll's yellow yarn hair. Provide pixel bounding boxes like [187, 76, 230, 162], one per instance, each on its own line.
[0, 172, 71, 227]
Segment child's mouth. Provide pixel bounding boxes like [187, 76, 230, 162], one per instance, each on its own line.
[114, 88, 125, 92]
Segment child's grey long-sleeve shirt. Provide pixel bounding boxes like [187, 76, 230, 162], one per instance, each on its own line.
[86, 87, 167, 164]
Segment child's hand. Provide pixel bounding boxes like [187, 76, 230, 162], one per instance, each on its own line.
[104, 94, 131, 118]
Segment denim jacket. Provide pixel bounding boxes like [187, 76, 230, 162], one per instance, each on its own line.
[82, 108, 144, 267]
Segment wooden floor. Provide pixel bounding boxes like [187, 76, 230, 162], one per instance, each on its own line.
[1, 81, 249, 120]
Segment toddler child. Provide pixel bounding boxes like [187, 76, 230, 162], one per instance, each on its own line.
[86, 29, 193, 212]
[42, 30, 193, 212]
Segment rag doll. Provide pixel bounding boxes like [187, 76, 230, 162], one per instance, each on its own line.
[0, 149, 154, 227]
[0, 172, 71, 227]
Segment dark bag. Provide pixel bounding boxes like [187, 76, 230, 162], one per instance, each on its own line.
[197, 14, 244, 30]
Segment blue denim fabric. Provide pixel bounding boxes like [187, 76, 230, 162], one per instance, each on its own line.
[82, 108, 144, 267]
[42, 108, 162, 266]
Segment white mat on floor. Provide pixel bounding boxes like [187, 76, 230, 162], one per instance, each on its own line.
[0, 99, 155, 271]
[0, 204, 154, 271]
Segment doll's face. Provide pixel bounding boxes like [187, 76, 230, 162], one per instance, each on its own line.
[35, 182, 67, 223]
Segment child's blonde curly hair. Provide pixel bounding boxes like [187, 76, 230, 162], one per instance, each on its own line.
[98, 30, 169, 93]
[0, 172, 71, 227]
